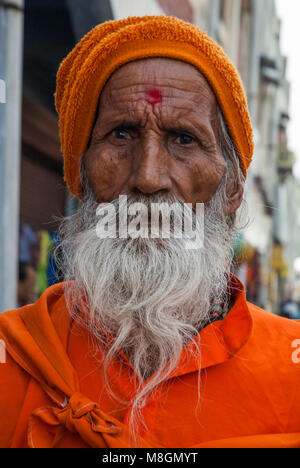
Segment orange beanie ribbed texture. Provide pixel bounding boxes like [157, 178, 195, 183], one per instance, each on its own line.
[55, 15, 254, 199]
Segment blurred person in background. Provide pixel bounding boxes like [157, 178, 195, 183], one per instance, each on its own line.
[0, 16, 299, 448]
[17, 262, 37, 307]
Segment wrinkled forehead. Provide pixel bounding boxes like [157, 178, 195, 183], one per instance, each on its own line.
[97, 57, 219, 117]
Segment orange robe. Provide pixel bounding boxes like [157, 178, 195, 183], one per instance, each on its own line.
[0, 276, 299, 448]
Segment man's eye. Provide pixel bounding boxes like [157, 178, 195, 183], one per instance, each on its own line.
[174, 133, 195, 145]
[112, 128, 131, 140]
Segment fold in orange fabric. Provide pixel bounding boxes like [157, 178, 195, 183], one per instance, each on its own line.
[0, 276, 299, 448]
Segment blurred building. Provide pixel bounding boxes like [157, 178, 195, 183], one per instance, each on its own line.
[21, 0, 117, 230]
[0, 0, 299, 312]
[191, 0, 298, 312]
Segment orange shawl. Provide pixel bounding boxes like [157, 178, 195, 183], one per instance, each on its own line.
[0, 277, 299, 448]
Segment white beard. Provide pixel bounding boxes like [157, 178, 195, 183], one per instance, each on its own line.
[58, 178, 234, 438]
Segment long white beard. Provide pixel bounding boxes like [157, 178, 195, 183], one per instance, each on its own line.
[58, 179, 234, 439]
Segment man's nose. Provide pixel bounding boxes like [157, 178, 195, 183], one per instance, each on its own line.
[129, 137, 172, 195]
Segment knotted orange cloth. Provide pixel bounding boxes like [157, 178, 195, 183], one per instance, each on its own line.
[55, 15, 254, 199]
[0, 276, 300, 448]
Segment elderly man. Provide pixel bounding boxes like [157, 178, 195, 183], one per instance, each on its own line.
[0, 16, 299, 448]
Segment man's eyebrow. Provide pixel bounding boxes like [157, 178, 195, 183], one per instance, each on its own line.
[164, 121, 216, 141]
[99, 119, 141, 133]
[113, 121, 140, 130]
[164, 126, 201, 135]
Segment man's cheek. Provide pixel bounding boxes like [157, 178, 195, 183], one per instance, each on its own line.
[87, 162, 117, 201]
[91, 158, 132, 202]
[191, 161, 226, 201]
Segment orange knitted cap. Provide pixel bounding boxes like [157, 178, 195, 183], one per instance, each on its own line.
[55, 15, 254, 199]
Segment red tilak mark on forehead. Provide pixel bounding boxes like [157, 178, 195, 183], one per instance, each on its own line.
[145, 88, 162, 107]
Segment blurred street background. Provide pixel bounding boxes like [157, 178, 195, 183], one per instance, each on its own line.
[1, 0, 300, 318]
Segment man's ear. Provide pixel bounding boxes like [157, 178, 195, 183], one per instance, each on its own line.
[223, 178, 244, 216]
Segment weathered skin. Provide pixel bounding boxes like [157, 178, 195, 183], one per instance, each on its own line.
[84, 58, 243, 214]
